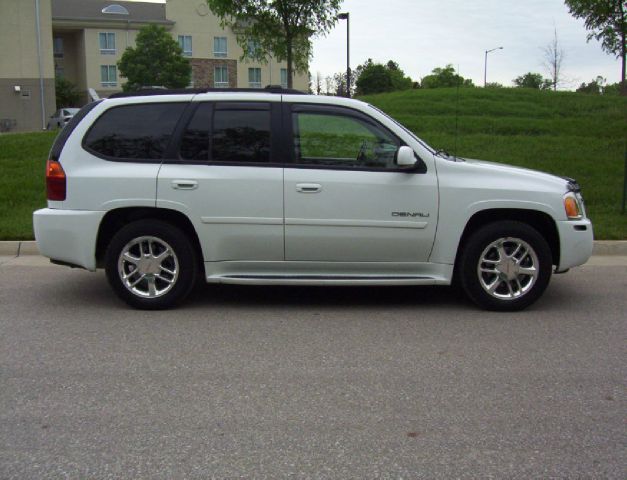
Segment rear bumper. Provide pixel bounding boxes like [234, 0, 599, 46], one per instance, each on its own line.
[33, 208, 105, 271]
[557, 218, 593, 271]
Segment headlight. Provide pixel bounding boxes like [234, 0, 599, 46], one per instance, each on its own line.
[563, 192, 584, 220]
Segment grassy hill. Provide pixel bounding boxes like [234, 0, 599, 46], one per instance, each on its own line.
[0, 131, 56, 240]
[0, 88, 625, 240]
[360, 88, 627, 239]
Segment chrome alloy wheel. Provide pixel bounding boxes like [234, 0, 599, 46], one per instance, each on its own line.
[117, 236, 179, 298]
[477, 237, 539, 300]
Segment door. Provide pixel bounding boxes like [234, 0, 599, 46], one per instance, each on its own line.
[157, 101, 284, 262]
[284, 105, 438, 263]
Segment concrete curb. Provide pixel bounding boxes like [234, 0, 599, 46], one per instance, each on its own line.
[0, 241, 21, 256]
[592, 241, 627, 256]
[1, 240, 627, 257]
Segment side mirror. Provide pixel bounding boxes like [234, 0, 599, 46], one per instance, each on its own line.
[396, 146, 416, 168]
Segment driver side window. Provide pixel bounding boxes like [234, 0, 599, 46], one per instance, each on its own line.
[292, 110, 399, 169]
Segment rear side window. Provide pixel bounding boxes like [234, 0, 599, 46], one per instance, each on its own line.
[213, 106, 270, 163]
[50, 100, 102, 161]
[179, 102, 271, 163]
[83, 103, 186, 160]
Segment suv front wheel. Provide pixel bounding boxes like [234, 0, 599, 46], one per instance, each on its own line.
[105, 220, 198, 309]
[459, 221, 553, 311]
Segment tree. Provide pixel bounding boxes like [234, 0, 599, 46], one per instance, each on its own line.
[420, 65, 474, 88]
[576, 75, 622, 94]
[564, 0, 626, 95]
[386, 60, 414, 91]
[577, 75, 606, 93]
[55, 77, 81, 108]
[314, 71, 323, 95]
[542, 27, 566, 90]
[354, 59, 413, 95]
[206, 0, 341, 89]
[324, 75, 334, 95]
[513, 72, 552, 89]
[117, 25, 190, 91]
[332, 71, 349, 96]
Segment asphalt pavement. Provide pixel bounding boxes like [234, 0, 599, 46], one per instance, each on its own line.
[0, 257, 625, 479]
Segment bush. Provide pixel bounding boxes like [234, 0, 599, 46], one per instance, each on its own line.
[55, 77, 81, 109]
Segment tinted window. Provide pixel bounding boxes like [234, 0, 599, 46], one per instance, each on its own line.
[212, 106, 271, 163]
[50, 100, 102, 161]
[293, 111, 398, 169]
[180, 103, 210, 161]
[84, 103, 186, 159]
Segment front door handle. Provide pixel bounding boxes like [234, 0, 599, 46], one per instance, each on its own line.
[296, 183, 322, 193]
[171, 179, 198, 190]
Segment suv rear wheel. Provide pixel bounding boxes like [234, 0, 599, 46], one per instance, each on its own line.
[459, 221, 552, 311]
[105, 220, 197, 309]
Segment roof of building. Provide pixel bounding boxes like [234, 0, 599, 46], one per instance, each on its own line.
[51, 0, 172, 24]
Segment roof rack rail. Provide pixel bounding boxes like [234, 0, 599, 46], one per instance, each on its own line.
[108, 85, 306, 99]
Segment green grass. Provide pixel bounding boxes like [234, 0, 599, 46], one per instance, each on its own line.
[0, 131, 55, 240]
[0, 88, 625, 239]
[360, 88, 627, 239]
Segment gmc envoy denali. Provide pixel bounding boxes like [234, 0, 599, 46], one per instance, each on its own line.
[34, 87, 593, 310]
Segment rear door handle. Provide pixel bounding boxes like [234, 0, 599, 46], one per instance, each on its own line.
[171, 180, 198, 190]
[296, 183, 322, 193]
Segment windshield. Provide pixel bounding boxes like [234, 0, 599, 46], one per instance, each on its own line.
[367, 104, 434, 154]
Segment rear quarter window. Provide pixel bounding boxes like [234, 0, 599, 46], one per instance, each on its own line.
[50, 100, 102, 161]
[83, 102, 186, 160]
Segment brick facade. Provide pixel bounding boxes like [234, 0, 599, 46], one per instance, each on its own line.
[191, 58, 238, 88]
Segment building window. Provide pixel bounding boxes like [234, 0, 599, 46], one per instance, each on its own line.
[214, 66, 229, 88]
[99, 32, 116, 54]
[55, 65, 64, 78]
[248, 68, 261, 88]
[102, 4, 129, 15]
[178, 35, 192, 57]
[280, 68, 288, 89]
[213, 36, 227, 58]
[100, 65, 117, 87]
[53, 37, 64, 58]
[247, 40, 260, 57]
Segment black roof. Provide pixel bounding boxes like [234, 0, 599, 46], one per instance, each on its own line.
[108, 86, 307, 99]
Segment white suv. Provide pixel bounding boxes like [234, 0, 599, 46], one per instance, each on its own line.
[34, 88, 593, 310]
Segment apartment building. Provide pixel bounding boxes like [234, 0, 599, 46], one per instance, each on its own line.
[0, 0, 309, 132]
[0, 0, 55, 132]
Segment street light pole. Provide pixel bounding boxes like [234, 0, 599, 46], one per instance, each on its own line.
[338, 12, 350, 97]
[484, 46, 503, 87]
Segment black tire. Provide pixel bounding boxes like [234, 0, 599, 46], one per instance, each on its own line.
[104, 220, 198, 309]
[459, 221, 552, 311]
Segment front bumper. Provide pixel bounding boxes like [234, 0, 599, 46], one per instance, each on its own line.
[556, 218, 593, 271]
[33, 208, 106, 271]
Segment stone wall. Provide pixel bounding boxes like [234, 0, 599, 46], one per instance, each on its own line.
[191, 59, 238, 88]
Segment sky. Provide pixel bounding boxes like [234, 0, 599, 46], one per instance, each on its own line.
[131, 0, 622, 89]
[310, 0, 622, 88]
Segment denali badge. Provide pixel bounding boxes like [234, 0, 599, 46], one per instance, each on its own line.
[392, 212, 430, 218]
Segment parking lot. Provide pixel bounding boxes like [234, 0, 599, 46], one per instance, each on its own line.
[1, 256, 625, 478]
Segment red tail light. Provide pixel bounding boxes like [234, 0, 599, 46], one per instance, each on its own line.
[46, 159, 66, 201]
